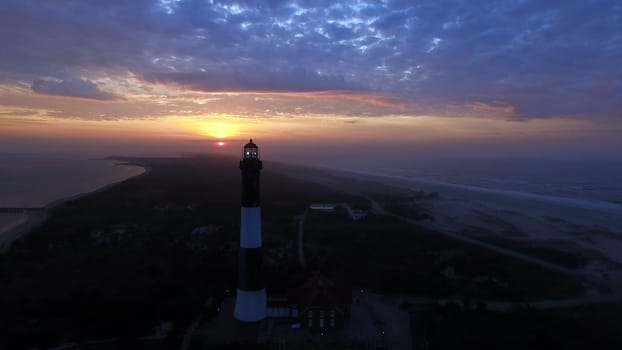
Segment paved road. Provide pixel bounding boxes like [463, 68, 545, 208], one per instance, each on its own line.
[179, 313, 203, 350]
[297, 209, 308, 268]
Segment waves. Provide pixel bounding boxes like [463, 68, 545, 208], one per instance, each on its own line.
[331, 157, 622, 215]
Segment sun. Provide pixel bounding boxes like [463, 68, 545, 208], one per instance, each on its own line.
[197, 120, 238, 139]
[217, 141, 225, 147]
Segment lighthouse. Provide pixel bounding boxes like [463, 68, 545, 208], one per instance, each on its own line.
[234, 139, 267, 322]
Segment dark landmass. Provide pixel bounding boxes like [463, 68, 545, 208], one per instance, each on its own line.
[303, 209, 582, 301]
[417, 301, 622, 350]
[461, 231, 622, 270]
[0, 155, 619, 349]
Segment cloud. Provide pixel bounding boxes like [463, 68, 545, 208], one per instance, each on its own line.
[0, 0, 620, 119]
[467, 101, 516, 118]
[141, 67, 358, 92]
[31, 78, 119, 101]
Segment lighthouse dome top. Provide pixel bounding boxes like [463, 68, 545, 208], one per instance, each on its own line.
[244, 138, 257, 148]
[243, 138, 259, 159]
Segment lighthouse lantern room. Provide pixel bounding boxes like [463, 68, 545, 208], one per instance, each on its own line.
[243, 139, 259, 159]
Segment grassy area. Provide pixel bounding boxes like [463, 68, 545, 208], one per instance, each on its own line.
[303, 211, 584, 301]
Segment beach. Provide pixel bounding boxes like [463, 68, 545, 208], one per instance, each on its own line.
[285, 164, 622, 278]
[367, 171, 620, 251]
[0, 213, 27, 232]
[0, 212, 47, 253]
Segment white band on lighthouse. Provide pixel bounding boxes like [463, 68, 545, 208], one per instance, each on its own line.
[234, 288, 267, 322]
[240, 207, 262, 249]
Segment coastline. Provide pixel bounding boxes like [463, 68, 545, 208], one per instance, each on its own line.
[2, 156, 622, 348]
[0, 214, 28, 252]
[281, 163, 622, 269]
[277, 163, 622, 304]
[43, 161, 149, 210]
[0, 160, 149, 254]
[322, 166, 622, 214]
[324, 167, 622, 231]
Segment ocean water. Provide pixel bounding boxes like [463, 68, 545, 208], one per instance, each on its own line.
[348, 157, 622, 206]
[0, 153, 145, 208]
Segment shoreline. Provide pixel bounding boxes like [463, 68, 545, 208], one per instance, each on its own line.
[43, 161, 149, 210]
[282, 163, 622, 267]
[323, 166, 622, 214]
[0, 160, 149, 254]
[326, 167, 622, 230]
[284, 163, 622, 302]
[0, 214, 28, 252]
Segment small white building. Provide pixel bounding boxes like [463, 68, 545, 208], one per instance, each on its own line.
[309, 204, 336, 211]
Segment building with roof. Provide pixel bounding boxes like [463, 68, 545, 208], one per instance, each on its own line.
[267, 274, 352, 331]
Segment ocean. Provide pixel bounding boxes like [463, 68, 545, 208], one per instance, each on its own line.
[0, 153, 144, 234]
[358, 157, 622, 206]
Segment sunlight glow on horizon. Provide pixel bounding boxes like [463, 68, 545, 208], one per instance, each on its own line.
[196, 119, 239, 139]
[2, 110, 617, 144]
[1, 87, 620, 159]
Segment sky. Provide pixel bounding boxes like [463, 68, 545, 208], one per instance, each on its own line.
[0, 0, 621, 165]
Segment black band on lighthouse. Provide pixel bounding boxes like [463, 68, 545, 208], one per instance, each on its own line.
[238, 247, 263, 291]
[240, 160, 261, 207]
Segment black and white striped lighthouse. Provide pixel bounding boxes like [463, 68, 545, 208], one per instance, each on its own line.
[233, 139, 267, 322]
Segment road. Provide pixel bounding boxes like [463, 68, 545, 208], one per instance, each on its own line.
[297, 209, 308, 268]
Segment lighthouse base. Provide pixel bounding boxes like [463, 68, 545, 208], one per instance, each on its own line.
[234, 288, 267, 322]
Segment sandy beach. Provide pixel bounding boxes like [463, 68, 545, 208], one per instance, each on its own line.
[0, 213, 27, 232]
[361, 171, 622, 259]
[0, 214, 28, 251]
[0, 212, 46, 253]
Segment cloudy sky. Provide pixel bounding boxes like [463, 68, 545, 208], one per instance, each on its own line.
[0, 0, 620, 162]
